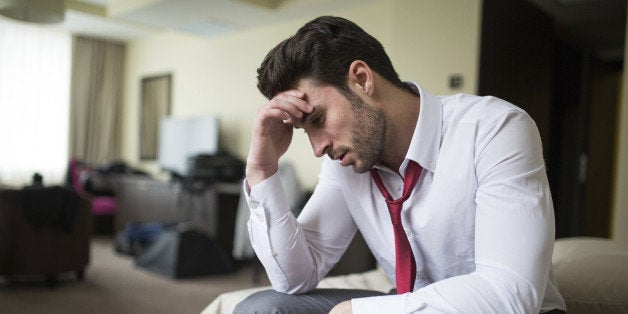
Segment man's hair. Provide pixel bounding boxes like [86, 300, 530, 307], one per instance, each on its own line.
[257, 16, 404, 99]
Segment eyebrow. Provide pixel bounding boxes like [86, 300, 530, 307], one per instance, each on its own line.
[300, 111, 311, 126]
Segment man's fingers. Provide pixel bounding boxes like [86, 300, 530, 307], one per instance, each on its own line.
[282, 89, 304, 98]
[260, 106, 290, 120]
[271, 91, 313, 119]
[255, 90, 310, 131]
[281, 111, 292, 124]
[256, 107, 295, 130]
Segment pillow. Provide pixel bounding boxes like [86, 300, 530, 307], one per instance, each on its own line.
[553, 237, 628, 314]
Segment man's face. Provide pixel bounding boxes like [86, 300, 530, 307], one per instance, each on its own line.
[294, 79, 386, 173]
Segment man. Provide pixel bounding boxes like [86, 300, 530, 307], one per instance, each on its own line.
[236, 16, 566, 313]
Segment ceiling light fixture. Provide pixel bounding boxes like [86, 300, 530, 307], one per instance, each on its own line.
[0, 0, 65, 23]
[235, 0, 285, 10]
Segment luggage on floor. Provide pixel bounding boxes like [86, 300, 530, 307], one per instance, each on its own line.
[135, 225, 234, 278]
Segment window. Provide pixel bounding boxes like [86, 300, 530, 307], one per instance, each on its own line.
[0, 18, 71, 187]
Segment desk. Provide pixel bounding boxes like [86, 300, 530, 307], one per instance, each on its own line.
[113, 176, 241, 255]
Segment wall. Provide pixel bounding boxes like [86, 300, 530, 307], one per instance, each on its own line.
[389, 0, 481, 94]
[612, 6, 628, 243]
[121, 0, 482, 189]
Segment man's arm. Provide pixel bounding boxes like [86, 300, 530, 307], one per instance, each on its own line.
[246, 158, 358, 294]
[245, 92, 357, 294]
[352, 111, 557, 313]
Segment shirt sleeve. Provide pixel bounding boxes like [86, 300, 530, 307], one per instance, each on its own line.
[352, 111, 556, 313]
[245, 158, 358, 294]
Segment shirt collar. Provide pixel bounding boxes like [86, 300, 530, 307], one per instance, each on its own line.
[401, 82, 443, 174]
[371, 83, 442, 175]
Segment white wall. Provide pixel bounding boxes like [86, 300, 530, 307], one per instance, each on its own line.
[612, 6, 628, 243]
[121, 0, 482, 189]
[389, 0, 481, 94]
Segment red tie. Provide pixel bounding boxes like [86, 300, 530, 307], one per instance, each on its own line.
[370, 160, 422, 294]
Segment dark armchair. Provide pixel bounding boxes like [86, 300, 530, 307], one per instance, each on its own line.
[0, 187, 92, 285]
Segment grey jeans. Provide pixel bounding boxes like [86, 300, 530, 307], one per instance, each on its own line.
[233, 288, 386, 314]
[233, 288, 568, 314]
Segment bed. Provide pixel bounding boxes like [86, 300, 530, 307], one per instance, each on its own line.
[201, 237, 628, 314]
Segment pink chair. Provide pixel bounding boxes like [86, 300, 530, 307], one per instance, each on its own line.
[68, 158, 117, 234]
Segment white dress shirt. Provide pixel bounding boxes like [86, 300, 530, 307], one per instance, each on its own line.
[244, 83, 566, 313]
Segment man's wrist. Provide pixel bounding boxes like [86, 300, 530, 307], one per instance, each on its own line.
[246, 164, 279, 188]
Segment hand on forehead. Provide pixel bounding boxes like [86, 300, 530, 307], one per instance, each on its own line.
[272, 89, 312, 127]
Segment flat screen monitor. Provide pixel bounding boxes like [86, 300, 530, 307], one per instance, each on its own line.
[157, 115, 219, 176]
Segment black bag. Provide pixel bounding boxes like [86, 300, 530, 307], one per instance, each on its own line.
[186, 152, 244, 183]
[85, 160, 149, 196]
[135, 227, 234, 278]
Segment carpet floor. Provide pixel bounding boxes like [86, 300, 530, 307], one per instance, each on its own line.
[0, 237, 269, 314]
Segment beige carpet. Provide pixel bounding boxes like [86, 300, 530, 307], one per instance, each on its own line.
[0, 237, 269, 314]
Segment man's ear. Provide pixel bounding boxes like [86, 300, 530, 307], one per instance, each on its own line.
[348, 60, 374, 96]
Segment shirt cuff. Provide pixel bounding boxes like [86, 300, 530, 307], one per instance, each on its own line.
[244, 172, 291, 224]
[351, 294, 407, 314]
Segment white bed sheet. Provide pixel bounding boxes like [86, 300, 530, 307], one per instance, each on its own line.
[201, 267, 393, 314]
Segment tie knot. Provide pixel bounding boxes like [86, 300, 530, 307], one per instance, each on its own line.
[371, 160, 423, 204]
[371, 160, 423, 228]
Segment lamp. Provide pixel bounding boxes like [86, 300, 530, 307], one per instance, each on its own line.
[0, 0, 65, 23]
[235, 0, 285, 9]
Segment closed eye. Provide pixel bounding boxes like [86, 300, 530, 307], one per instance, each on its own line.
[311, 112, 325, 126]
[297, 106, 325, 130]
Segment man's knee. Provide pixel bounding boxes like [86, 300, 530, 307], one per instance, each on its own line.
[233, 288, 385, 314]
[233, 289, 296, 314]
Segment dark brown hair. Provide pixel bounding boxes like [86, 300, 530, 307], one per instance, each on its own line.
[257, 16, 404, 99]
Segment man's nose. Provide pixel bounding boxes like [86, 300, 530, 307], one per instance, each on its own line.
[309, 133, 330, 158]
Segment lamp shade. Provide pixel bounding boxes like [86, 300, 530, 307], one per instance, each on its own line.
[0, 0, 64, 23]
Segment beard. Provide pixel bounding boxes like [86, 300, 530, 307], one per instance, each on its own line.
[340, 90, 386, 173]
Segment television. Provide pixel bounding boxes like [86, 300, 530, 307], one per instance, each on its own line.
[157, 115, 219, 176]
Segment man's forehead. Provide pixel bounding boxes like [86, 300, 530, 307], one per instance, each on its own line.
[294, 79, 335, 102]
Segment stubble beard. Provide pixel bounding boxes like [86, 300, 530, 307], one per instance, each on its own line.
[345, 92, 386, 174]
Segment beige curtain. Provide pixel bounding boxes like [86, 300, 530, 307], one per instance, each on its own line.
[70, 36, 125, 165]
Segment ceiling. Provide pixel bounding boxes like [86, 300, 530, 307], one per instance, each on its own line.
[3, 0, 626, 62]
[52, 0, 374, 41]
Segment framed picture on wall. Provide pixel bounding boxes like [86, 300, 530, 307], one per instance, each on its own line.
[140, 74, 172, 160]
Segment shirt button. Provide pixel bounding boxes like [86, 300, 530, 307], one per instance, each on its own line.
[429, 162, 435, 168]
[250, 202, 258, 209]
[272, 251, 278, 257]
[396, 186, 402, 192]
